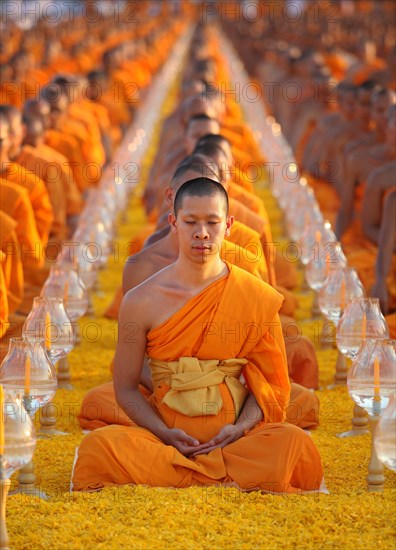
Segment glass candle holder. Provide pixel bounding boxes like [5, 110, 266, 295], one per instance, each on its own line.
[23, 297, 74, 363]
[375, 393, 396, 472]
[0, 337, 57, 418]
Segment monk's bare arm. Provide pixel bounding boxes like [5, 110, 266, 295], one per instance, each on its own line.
[113, 290, 166, 433]
[371, 190, 396, 313]
[235, 392, 263, 430]
[335, 152, 360, 239]
[113, 288, 201, 454]
[362, 162, 396, 244]
[121, 255, 158, 392]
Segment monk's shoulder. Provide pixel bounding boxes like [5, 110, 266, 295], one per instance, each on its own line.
[123, 248, 159, 292]
[367, 160, 396, 188]
[349, 146, 370, 166]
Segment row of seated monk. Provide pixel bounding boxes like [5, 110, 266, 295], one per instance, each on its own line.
[0, 14, 189, 344]
[224, 15, 396, 318]
[70, 25, 327, 493]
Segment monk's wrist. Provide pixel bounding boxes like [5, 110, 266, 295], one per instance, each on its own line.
[234, 421, 249, 437]
[236, 411, 263, 433]
[157, 426, 173, 445]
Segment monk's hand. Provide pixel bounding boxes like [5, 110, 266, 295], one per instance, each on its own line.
[190, 424, 244, 457]
[162, 428, 202, 456]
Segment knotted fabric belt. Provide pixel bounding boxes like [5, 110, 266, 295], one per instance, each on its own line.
[148, 357, 249, 417]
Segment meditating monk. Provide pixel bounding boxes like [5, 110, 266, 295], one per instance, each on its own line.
[85, 180, 317, 439]
[335, 105, 396, 241]
[371, 189, 396, 315]
[72, 178, 323, 493]
[21, 102, 83, 234]
[317, 80, 377, 193]
[0, 210, 24, 317]
[18, 114, 67, 247]
[52, 75, 106, 171]
[343, 87, 395, 156]
[0, 178, 43, 270]
[302, 81, 357, 180]
[0, 107, 53, 248]
[40, 85, 87, 192]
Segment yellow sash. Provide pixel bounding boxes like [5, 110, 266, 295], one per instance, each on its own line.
[149, 357, 249, 417]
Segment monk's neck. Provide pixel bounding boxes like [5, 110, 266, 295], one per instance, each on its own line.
[173, 256, 228, 291]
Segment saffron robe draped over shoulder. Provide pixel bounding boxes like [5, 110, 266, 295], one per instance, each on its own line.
[72, 264, 323, 493]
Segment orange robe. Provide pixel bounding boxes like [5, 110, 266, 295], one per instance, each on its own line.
[1, 162, 53, 246]
[68, 102, 106, 168]
[0, 179, 43, 268]
[0, 210, 24, 314]
[45, 130, 87, 192]
[229, 206, 276, 286]
[18, 146, 68, 241]
[29, 143, 83, 216]
[0, 251, 8, 339]
[72, 265, 323, 492]
[228, 182, 266, 217]
[386, 314, 396, 340]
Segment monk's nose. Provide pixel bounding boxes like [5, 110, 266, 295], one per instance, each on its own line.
[194, 225, 209, 239]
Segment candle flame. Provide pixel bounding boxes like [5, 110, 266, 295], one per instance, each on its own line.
[374, 357, 380, 401]
[45, 311, 51, 351]
[361, 312, 367, 340]
[63, 280, 69, 304]
[340, 278, 346, 312]
[24, 356, 31, 397]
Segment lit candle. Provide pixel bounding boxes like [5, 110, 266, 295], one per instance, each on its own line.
[24, 356, 31, 397]
[361, 312, 367, 340]
[340, 278, 346, 311]
[374, 356, 380, 400]
[0, 384, 4, 455]
[63, 280, 69, 303]
[315, 230, 322, 244]
[325, 253, 330, 275]
[45, 311, 51, 351]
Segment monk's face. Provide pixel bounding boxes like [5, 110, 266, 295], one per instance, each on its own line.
[386, 115, 395, 149]
[49, 96, 68, 129]
[340, 90, 356, 120]
[171, 194, 233, 263]
[24, 119, 44, 147]
[185, 120, 220, 155]
[371, 94, 392, 131]
[8, 114, 25, 158]
[0, 119, 10, 158]
[356, 90, 372, 126]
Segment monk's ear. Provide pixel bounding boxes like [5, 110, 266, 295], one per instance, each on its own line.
[164, 187, 173, 206]
[168, 211, 177, 232]
[224, 215, 234, 237]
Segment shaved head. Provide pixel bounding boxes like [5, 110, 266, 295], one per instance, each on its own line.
[174, 177, 229, 217]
